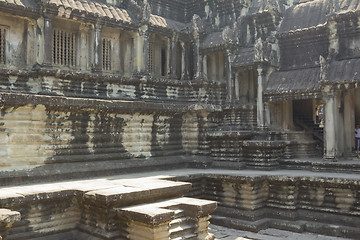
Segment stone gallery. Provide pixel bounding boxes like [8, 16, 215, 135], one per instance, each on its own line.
[0, 0, 360, 239]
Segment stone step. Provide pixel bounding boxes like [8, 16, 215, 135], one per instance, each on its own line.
[117, 197, 216, 240]
[211, 215, 269, 232]
[0, 176, 193, 240]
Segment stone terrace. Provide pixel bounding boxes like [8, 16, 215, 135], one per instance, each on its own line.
[2, 167, 360, 239]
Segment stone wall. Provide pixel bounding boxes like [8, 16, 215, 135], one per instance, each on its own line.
[179, 172, 360, 239]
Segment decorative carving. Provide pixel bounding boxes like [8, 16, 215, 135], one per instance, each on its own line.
[319, 55, 329, 83]
[140, 0, 151, 24]
[222, 26, 235, 45]
[192, 14, 205, 34]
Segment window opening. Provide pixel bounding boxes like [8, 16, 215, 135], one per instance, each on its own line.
[0, 28, 6, 64]
[148, 42, 153, 73]
[161, 47, 166, 77]
[53, 29, 76, 67]
[102, 38, 111, 71]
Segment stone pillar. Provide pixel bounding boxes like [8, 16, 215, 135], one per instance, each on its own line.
[202, 54, 207, 80]
[282, 100, 293, 130]
[183, 42, 190, 80]
[166, 37, 171, 77]
[218, 52, 224, 82]
[210, 54, 216, 81]
[225, 50, 233, 102]
[43, 13, 54, 67]
[92, 22, 103, 72]
[26, 20, 37, 66]
[265, 101, 271, 127]
[193, 32, 202, 80]
[134, 25, 149, 75]
[234, 72, 240, 100]
[344, 89, 355, 155]
[79, 23, 91, 71]
[257, 66, 265, 127]
[323, 89, 338, 159]
[169, 35, 177, 79]
[180, 41, 186, 80]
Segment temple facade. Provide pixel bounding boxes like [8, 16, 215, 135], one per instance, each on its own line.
[1, 0, 360, 239]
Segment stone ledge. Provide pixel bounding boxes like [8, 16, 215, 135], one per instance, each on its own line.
[0, 177, 191, 207]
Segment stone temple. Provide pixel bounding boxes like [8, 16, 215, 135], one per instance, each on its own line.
[1, 0, 360, 239]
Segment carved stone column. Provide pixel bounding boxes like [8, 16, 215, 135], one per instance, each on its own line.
[26, 20, 37, 66]
[344, 89, 355, 155]
[79, 23, 91, 71]
[202, 54, 207, 80]
[257, 66, 265, 127]
[92, 22, 103, 72]
[180, 41, 186, 80]
[169, 34, 177, 79]
[43, 12, 55, 67]
[323, 89, 338, 159]
[210, 54, 216, 81]
[134, 24, 149, 75]
[225, 49, 233, 102]
[193, 32, 202, 80]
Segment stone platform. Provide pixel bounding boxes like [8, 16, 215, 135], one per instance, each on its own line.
[0, 174, 216, 239]
[2, 164, 360, 239]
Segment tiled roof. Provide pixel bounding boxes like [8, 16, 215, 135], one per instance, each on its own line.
[279, 0, 360, 34]
[200, 32, 224, 49]
[47, 0, 135, 24]
[279, 0, 329, 33]
[328, 58, 360, 83]
[47, 0, 189, 31]
[265, 67, 320, 94]
[149, 14, 188, 31]
[0, 0, 38, 9]
[232, 48, 255, 67]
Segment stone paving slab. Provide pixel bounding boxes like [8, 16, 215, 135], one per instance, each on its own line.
[210, 224, 350, 240]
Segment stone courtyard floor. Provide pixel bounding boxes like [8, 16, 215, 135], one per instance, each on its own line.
[210, 225, 349, 240]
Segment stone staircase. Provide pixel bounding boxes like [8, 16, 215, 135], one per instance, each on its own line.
[293, 117, 323, 148]
[281, 131, 322, 159]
